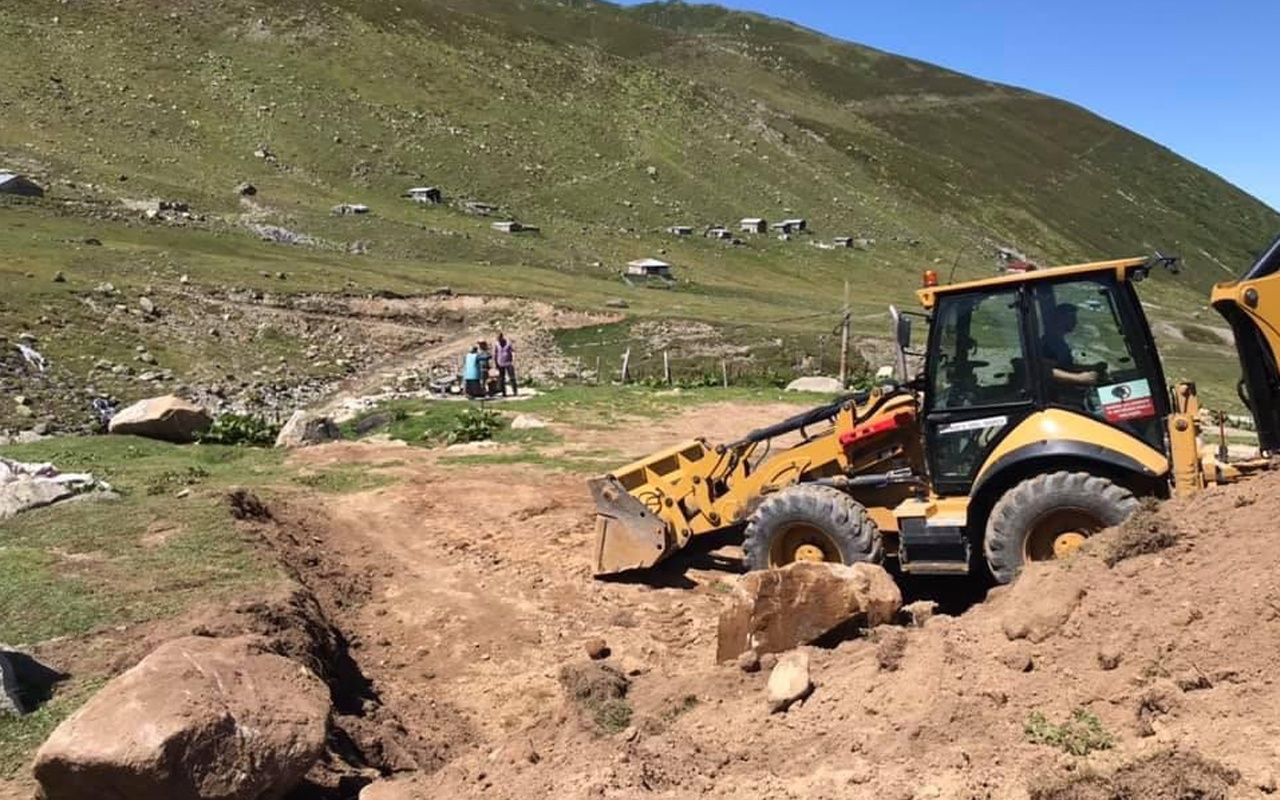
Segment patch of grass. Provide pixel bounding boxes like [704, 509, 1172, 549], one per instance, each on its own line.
[439, 449, 615, 473]
[291, 467, 395, 494]
[1024, 708, 1115, 756]
[558, 662, 633, 735]
[0, 678, 107, 778]
[0, 436, 285, 646]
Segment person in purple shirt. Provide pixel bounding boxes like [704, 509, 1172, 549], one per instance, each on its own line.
[495, 333, 517, 397]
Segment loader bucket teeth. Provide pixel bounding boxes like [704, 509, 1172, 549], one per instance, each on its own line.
[589, 476, 672, 575]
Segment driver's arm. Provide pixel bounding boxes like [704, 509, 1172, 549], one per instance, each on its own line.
[1051, 367, 1099, 386]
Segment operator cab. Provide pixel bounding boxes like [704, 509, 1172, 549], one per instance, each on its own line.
[916, 260, 1169, 495]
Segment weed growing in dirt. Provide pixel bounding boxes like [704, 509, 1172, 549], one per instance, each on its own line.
[661, 694, 700, 723]
[559, 662, 633, 735]
[1024, 709, 1115, 756]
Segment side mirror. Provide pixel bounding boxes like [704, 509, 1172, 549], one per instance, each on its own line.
[893, 308, 912, 349]
[889, 305, 911, 382]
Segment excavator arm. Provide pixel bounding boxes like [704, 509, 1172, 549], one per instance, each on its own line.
[1211, 231, 1280, 454]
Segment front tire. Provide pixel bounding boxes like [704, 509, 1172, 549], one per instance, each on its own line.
[984, 471, 1138, 584]
[743, 484, 882, 571]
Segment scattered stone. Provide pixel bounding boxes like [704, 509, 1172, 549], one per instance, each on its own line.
[275, 410, 341, 448]
[14, 395, 29, 407]
[138, 297, 156, 316]
[228, 488, 272, 522]
[354, 411, 393, 436]
[108, 394, 212, 443]
[83, 237, 102, 246]
[18, 332, 37, 344]
[137, 351, 158, 365]
[736, 649, 761, 674]
[360, 778, 428, 800]
[33, 636, 328, 800]
[1097, 644, 1124, 671]
[999, 650, 1034, 673]
[52, 271, 66, 283]
[0, 646, 66, 717]
[901, 600, 938, 628]
[716, 561, 902, 662]
[95, 282, 115, 294]
[605, 299, 629, 309]
[766, 651, 812, 713]
[511, 415, 548, 430]
[785, 376, 844, 394]
[236, 182, 257, 197]
[584, 638, 610, 660]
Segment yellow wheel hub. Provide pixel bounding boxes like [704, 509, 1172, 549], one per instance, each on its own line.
[794, 543, 826, 563]
[1052, 531, 1088, 558]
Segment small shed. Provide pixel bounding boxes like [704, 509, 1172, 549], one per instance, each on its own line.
[406, 186, 442, 204]
[492, 220, 539, 234]
[705, 227, 732, 240]
[667, 225, 694, 236]
[626, 258, 673, 278]
[0, 173, 44, 198]
[772, 219, 807, 235]
[739, 218, 767, 234]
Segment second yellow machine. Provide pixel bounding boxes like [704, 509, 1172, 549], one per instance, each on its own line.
[589, 233, 1280, 583]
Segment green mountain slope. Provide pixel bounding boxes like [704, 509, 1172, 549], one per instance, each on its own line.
[1, 0, 1275, 425]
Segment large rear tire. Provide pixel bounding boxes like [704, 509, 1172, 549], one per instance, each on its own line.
[742, 484, 882, 571]
[984, 471, 1138, 584]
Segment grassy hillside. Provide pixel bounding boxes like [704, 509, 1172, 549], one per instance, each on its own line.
[1, 0, 1275, 428]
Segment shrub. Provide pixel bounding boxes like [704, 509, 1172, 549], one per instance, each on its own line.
[446, 407, 504, 444]
[1025, 708, 1115, 756]
[198, 414, 280, 447]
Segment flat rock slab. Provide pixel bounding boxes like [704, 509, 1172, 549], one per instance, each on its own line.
[34, 635, 328, 800]
[717, 561, 902, 662]
[0, 478, 73, 521]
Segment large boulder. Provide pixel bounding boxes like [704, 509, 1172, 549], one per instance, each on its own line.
[275, 410, 341, 448]
[33, 636, 329, 800]
[108, 395, 212, 443]
[785, 376, 844, 394]
[717, 561, 902, 662]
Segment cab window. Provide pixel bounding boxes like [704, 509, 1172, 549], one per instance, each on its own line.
[930, 289, 1028, 409]
[1031, 279, 1163, 449]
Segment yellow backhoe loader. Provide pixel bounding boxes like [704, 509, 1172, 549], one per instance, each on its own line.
[589, 232, 1280, 583]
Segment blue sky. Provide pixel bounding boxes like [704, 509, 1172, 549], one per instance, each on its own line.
[615, 0, 1279, 211]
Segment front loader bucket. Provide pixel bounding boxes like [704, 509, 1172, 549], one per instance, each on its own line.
[588, 475, 673, 575]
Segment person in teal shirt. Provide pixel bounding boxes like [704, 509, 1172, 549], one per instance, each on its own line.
[463, 346, 483, 398]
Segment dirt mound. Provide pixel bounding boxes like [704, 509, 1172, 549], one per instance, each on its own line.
[1032, 749, 1240, 800]
[328, 459, 1280, 799]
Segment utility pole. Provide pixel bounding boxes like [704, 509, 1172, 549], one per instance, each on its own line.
[838, 280, 851, 386]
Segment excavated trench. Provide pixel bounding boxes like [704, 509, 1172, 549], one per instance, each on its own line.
[222, 491, 468, 800]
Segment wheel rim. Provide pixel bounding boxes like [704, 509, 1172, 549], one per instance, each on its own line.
[770, 523, 841, 567]
[1024, 508, 1102, 562]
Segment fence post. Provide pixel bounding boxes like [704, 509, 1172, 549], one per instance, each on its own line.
[621, 348, 632, 384]
[595, 355, 602, 385]
[663, 350, 671, 385]
[721, 360, 729, 389]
